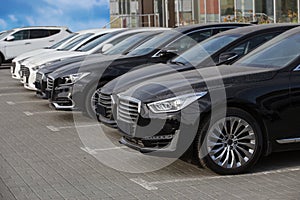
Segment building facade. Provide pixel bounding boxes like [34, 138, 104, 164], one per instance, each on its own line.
[109, 0, 300, 28]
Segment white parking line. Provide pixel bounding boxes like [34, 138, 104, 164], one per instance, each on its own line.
[80, 146, 128, 154]
[47, 124, 99, 132]
[7, 100, 46, 105]
[24, 110, 81, 116]
[130, 167, 300, 191]
[0, 92, 31, 97]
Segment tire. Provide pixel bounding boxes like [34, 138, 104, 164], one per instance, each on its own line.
[194, 108, 263, 175]
[0, 55, 3, 66]
[84, 86, 99, 120]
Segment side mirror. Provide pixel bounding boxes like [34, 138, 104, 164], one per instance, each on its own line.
[6, 35, 15, 41]
[218, 52, 239, 65]
[159, 48, 178, 58]
[102, 43, 114, 53]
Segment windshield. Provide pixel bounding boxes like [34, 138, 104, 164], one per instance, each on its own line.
[49, 33, 77, 49]
[172, 34, 240, 66]
[236, 33, 300, 69]
[58, 33, 93, 51]
[127, 31, 179, 56]
[0, 30, 13, 40]
[75, 31, 122, 52]
[103, 33, 157, 55]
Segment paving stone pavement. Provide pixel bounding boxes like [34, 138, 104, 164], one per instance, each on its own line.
[0, 67, 300, 200]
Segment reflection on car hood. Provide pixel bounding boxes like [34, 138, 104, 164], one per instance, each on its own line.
[49, 54, 126, 79]
[101, 62, 195, 95]
[121, 64, 278, 103]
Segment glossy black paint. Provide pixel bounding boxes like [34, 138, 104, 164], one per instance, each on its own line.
[116, 27, 300, 157]
[97, 24, 299, 127]
[48, 23, 250, 113]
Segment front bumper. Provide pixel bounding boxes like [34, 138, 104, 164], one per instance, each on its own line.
[50, 85, 75, 110]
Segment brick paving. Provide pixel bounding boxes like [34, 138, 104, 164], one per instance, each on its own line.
[0, 66, 300, 200]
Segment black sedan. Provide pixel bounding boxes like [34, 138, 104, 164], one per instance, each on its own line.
[114, 26, 300, 175]
[47, 23, 249, 117]
[97, 23, 299, 128]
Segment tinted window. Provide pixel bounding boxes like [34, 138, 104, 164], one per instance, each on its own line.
[49, 29, 60, 36]
[127, 31, 180, 56]
[58, 33, 93, 51]
[0, 30, 13, 40]
[30, 29, 49, 39]
[76, 34, 107, 52]
[104, 32, 159, 55]
[49, 33, 77, 49]
[172, 34, 240, 66]
[166, 30, 213, 53]
[12, 30, 30, 40]
[236, 33, 300, 69]
[226, 32, 280, 56]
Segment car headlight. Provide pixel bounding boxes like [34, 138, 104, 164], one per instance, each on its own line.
[60, 72, 90, 86]
[147, 92, 207, 113]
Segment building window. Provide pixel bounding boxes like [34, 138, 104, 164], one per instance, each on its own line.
[276, 0, 298, 23]
[221, 0, 235, 22]
[255, 0, 274, 23]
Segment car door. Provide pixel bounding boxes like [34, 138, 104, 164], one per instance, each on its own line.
[4, 30, 31, 59]
[27, 29, 52, 51]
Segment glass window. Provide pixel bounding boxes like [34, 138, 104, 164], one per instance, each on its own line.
[255, 0, 274, 23]
[127, 31, 180, 56]
[172, 34, 240, 66]
[276, 0, 298, 23]
[104, 32, 158, 55]
[49, 33, 77, 49]
[30, 29, 50, 39]
[236, 33, 300, 69]
[175, 0, 193, 26]
[0, 30, 13, 40]
[49, 30, 60, 36]
[227, 32, 281, 56]
[12, 30, 30, 40]
[235, 0, 254, 23]
[221, 0, 235, 22]
[76, 34, 107, 52]
[166, 30, 213, 53]
[58, 33, 93, 51]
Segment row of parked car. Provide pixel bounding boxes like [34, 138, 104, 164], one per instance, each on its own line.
[4, 23, 300, 175]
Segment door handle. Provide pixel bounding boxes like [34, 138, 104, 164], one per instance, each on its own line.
[25, 42, 31, 45]
[49, 40, 55, 42]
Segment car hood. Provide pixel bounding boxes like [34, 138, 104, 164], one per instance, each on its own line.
[13, 49, 54, 62]
[22, 50, 87, 67]
[37, 55, 87, 75]
[48, 54, 126, 79]
[101, 62, 195, 95]
[120, 64, 278, 103]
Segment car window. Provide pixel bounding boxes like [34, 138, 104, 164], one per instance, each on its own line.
[236, 33, 300, 69]
[227, 32, 281, 56]
[166, 30, 213, 53]
[12, 30, 30, 40]
[58, 33, 93, 51]
[30, 29, 50, 39]
[103, 33, 159, 55]
[172, 34, 240, 66]
[127, 31, 180, 56]
[49, 33, 77, 49]
[0, 30, 13, 40]
[49, 29, 60, 36]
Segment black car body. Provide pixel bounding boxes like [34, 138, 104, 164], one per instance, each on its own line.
[96, 24, 299, 128]
[35, 31, 164, 98]
[114, 27, 300, 174]
[48, 23, 250, 117]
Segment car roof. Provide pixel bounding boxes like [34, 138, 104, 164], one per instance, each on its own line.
[174, 23, 251, 33]
[216, 23, 300, 36]
[11, 26, 69, 31]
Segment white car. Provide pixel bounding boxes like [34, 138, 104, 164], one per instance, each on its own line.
[0, 26, 72, 65]
[11, 29, 101, 80]
[21, 28, 122, 90]
[22, 28, 167, 90]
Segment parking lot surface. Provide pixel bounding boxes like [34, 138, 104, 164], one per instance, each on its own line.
[0, 65, 300, 200]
